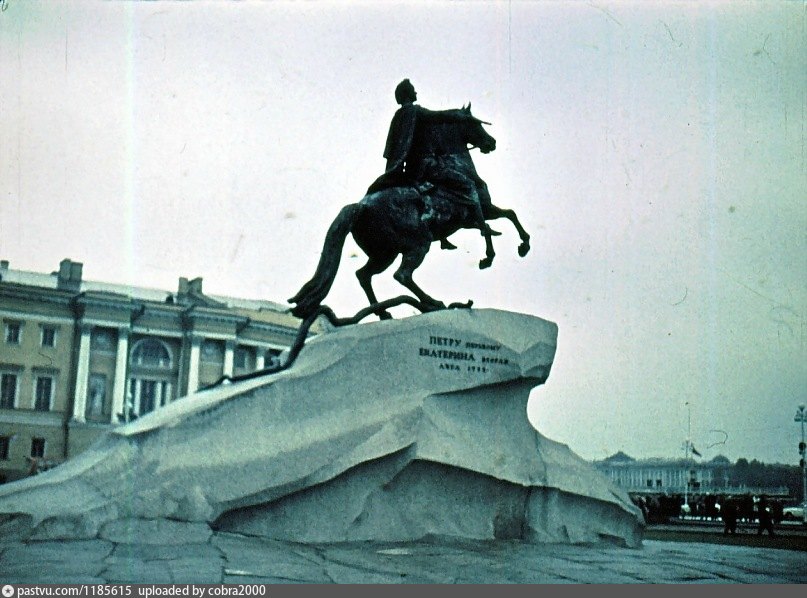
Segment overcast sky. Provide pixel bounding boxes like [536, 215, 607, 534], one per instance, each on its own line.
[1, 1, 804, 464]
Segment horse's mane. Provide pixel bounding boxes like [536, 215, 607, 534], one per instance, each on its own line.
[441, 107, 485, 125]
[417, 108, 480, 155]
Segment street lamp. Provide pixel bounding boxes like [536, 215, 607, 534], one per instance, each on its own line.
[796, 404, 806, 508]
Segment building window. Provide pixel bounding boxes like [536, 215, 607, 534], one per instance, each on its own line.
[265, 348, 283, 368]
[87, 374, 107, 418]
[91, 328, 116, 354]
[234, 346, 253, 370]
[201, 340, 224, 363]
[0, 436, 9, 460]
[34, 376, 53, 411]
[127, 378, 170, 418]
[41, 326, 57, 348]
[646, 479, 653, 488]
[131, 338, 172, 368]
[656, 479, 663, 487]
[4, 322, 21, 344]
[30, 437, 45, 458]
[0, 373, 18, 409]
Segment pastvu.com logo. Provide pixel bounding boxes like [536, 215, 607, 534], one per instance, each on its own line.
[2, 585, 15, 597]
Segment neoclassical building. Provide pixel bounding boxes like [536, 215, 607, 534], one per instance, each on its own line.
[594, 452, 716, 494]
[0, 258, 315, 483]
[593, 451, 789, 497]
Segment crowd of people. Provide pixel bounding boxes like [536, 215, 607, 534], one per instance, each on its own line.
[631, 493, 784, 535]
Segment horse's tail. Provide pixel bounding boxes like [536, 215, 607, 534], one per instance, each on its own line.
[288, 203, 362, 319]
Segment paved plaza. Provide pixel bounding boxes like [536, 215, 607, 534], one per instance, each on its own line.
[1, 529, 804, 584]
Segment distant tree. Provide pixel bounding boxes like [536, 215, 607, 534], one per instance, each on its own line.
[728, 458, 801, 499]
[710, 455, 731, 488]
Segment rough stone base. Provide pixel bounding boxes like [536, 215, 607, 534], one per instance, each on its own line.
[217, 453, 642, 547]
[0, 309, 643, 547]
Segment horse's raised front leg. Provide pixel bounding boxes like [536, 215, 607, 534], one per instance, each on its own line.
[393, 245, 446, 312]
[356, 252, 397, 319]
[484, 204, 531, 257]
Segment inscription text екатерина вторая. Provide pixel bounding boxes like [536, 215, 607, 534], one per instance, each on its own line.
[418, 335, 510, 372]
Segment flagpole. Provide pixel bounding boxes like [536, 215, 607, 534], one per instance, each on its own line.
[684, 402, 691, 510]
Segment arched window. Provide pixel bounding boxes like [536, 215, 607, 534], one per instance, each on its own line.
[130, 338, 172, 368]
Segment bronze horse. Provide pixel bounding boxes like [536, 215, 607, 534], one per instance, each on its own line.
[289, 106, 530, 320]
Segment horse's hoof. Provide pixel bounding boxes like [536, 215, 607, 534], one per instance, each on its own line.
[378, 310, 393, 321]
[479, 258, 493, 270]
[518, 242, 531, 257]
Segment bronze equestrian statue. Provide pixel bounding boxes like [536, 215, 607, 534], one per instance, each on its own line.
[369, 79, 500, 243]
[289, 81, 530, 321]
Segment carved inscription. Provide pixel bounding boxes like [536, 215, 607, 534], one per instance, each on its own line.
[418, 335, 510, 374]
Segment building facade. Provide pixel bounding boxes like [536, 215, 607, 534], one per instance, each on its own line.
[0, 258, 313, 483]
[594, 452, 789, 497]
[594, 452, 716, 494]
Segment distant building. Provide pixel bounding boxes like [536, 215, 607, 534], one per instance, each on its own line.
[594, 451, 715, 493]
[593, 452, 788, 497]
[0, 258, 316, 483]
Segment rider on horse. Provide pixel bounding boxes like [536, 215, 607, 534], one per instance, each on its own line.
[289, 82, 531, 320]
[368, 79, 499, 240]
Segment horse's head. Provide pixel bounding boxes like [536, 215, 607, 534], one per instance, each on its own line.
[416, 104, 496, 158]
[460, 103, 496, 154]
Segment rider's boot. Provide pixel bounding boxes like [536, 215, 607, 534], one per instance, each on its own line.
[417, 183, 437, 224]
[420, 198, 436, 224]
[440, 238, 458, 250]
[474, 202, 500, 237]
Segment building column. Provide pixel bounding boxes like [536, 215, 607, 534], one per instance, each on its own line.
[255, 348, 265, 371]
[223, 340, 235, 378]
[72, 324, 92, 422]
[110, 328, 129, 424]
[187, 336, 201, 394]
[132, 379, 141, 416]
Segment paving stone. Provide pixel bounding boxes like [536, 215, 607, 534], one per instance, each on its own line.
[452, 571, 574, 584]
[318, 545, 457, 583]
[602, 560, 693, 583]
[484, 550, 639, 583]
[1, 539, 113, 564]
[0, 561, 106, 583]
[521, 560, 645, 584]
[2, 533, 805, 584]
[100, 518, 212, 545]
[222, 575, 306, 584]
[102, 559, 174, 583]
[112, 542, 221, 561]
[4, 573, 106, 584]
[324, 561, 423, 584]
[657, 547, 804, 584]
[213, 533, 330, 583]
[167, 556, 224, 583]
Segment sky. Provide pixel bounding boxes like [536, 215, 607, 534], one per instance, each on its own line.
[0, 1, 804, 464]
